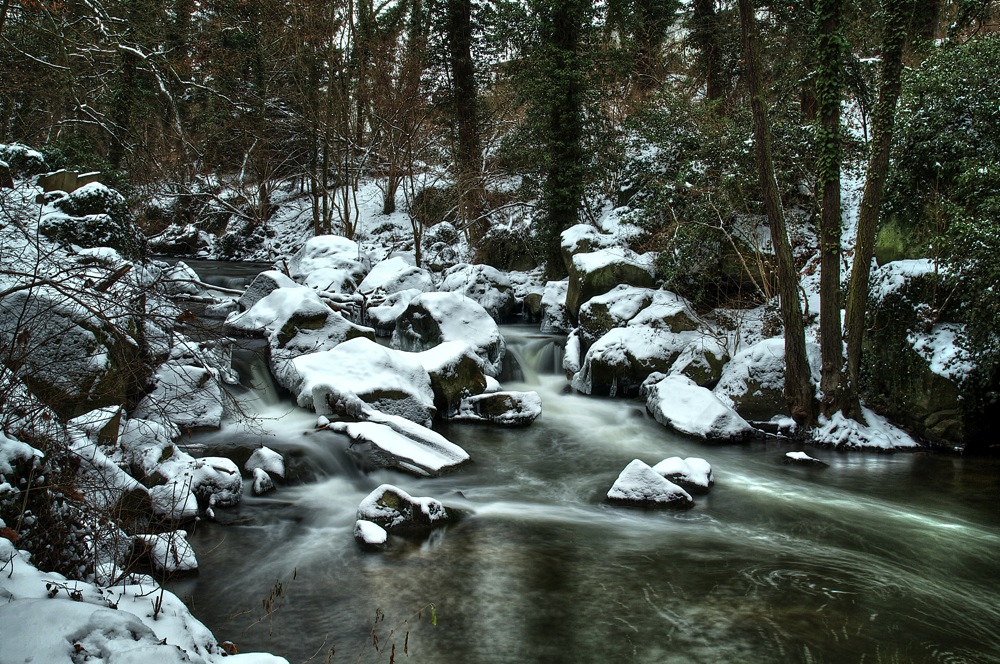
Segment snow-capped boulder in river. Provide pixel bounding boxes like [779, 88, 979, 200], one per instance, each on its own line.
[577, 286, 699, 348]
[607, 459, 694, 508]
[540, 280, 572, 334]
[652, 457, 714, 494]
[565, 247, 657, 316]
[238, 269, 299, 311]
[289, 337, 437, 426]
[354, 520, 389, 549]
[329, 412, 470, 476]
[453, 391, 542, 426]
[392, 291, 506, 377]
[713, 337, 821, 422]
[416, 341, 489, 415]
[364, 287, 424, 337]
[287, 234, 371, 291]
[439, 263, 516, 322]
[358, 255, 435, 296]
[644, 374, 756, 442]
[357, 484, 452, 533]
[571, 325, 694, 397]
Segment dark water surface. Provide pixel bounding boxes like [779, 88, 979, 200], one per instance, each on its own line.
[170, 326, 1000, 664]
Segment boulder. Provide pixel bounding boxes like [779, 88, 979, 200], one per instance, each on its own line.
[416, 341, 489, 415]
[0, 288, 149, 418]
[392, 291, 506, 377]
[862, 260, 992, 452]
[133, 530, 197, 575]
[40, 183, 145, 259]
[245, 446, 285, 479]
[714, 338, 821, 422]
[651, 457, 714, 494]
[453, 391, 542, 426]
[358, 256, 434, 296]
[522, 289, 544, 324]
[565, 248, 656, 316]
[577, 286, 698, 349]
[330, 414, 470, 476]
[559, 223, 615, 271]
[289, 337, 437, 426]
[669, 337, 729, 388]
[363, 288, 424, 337]
[147, 223, 211, 256]
[571, 326, 693, 397]
[439, 263, 516, 322]
[540, 281, 572, 334]
[607, 459, 694, 508]
[357, 484, 451, 533]
[287, 235, 371, 286]
[239, 270, 299, 312]
[133, 363, 223, 429]
[644, 374, 756, 442]
[782, 451, 828, 467]
[355, 520, 389, 549]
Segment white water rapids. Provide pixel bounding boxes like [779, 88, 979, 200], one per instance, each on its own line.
[169, 324, 1000, 664]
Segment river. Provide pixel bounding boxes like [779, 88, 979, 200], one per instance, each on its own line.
[164, 264, 1000, 664]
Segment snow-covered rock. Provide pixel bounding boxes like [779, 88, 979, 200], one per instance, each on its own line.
[357, 484, 451, 533]
[289, 337, 437, 426]
[355, 520, 389, 548]
[0, 535, 288, 663]
[392, 291, 506, 377]
[578, 286, 699, 348]
[453, 391, 542, 426]
[416, 341, 489, 415]
[358, 256, 434, 295]
[572, 326, 694, 397]
[363, 288, 424, 337]
[134, 530, 198, 574]
[134, 364, 223, 429]
[651, 457, 714, 494]
[811, 408, 920, 451]
[540, 280, 572, 333]
[714, 338, 821, 421]
[330, 415, 469, 476]
[565, 247, 657, 315]
[239, 270, 299, 312]
[439, 263, 516, 322]
[160, 261, 204, 296]
[607, 459, 694, 508]
[252, 467, 274, 495]
[782, 451, 828, 466]
[669, 337, 730, 387]
[245, 446, 285, 478]
[287, 234, 371, 286]
[644, 375, 756, 442]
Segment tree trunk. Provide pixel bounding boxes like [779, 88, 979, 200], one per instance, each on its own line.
[446, 0, 485, 244]
[841, 0, 914, 419]
[738, 0, 816, 425]
[691, 0, 723, 103]
[816, 0, 845, 416]
[542, 0, 587, 280]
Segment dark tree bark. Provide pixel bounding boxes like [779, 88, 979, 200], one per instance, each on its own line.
[841, 0, 914, 419]
[816, 0, 845, 416]
[738, 0, 817, 425]
[541, 0, 587, 279]
[446, 0, 485, 244]
[691, 0, 723, 103]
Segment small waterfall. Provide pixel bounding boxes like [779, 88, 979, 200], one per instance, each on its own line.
[500, 326, 565, 383]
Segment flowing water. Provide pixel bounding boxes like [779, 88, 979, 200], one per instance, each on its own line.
[169, 320, 1000, 664]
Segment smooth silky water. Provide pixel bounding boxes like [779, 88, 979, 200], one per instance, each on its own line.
[169, 324, 1000, 663]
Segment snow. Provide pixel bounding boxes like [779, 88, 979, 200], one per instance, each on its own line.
[252, 467, 274, 495]
[226, 285, 330, 335]
[355, 520, 388, 546]
[714, 337, 822, 408]
[0, 536, 288, 663]
[290, 337, 436, 425]
[571, 325, 694, 395]
[330, 418, 469, 476]
[439, 263, 515, 321]
[358, 256, 434, 295]
[287, 234, 370, 283]
[811, 408, 921, 450]
[645, 375, 756, 441]
[392, 291, 506, 377]
[364, 287, 424, 335]
[607, 459, 694, 508]
[135, 530, 198, 574]
[245, 446, 285, 478]
[908, 323, 974, 382]
[651, 456, 714, 492]
[357, 484, 449, 530]
[540, 280, 572, 333]
[572, 247, 657, 277]
[871, 259, 939, 301]
[134, 363, 224, 429]
[786, 451, 819, 461]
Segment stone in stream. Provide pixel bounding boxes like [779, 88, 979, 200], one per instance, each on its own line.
[452, 391, 542, 426]
[607, 459, 694, 509]
[329, 414, 470, 477]
[652, 457, 714, 494]
[438, 262, 516, 323]
[643, 374, 756, 442]
[357, 484, 451, 534]
[354, 520, 389, 550]
[782, 451, 829, 467]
